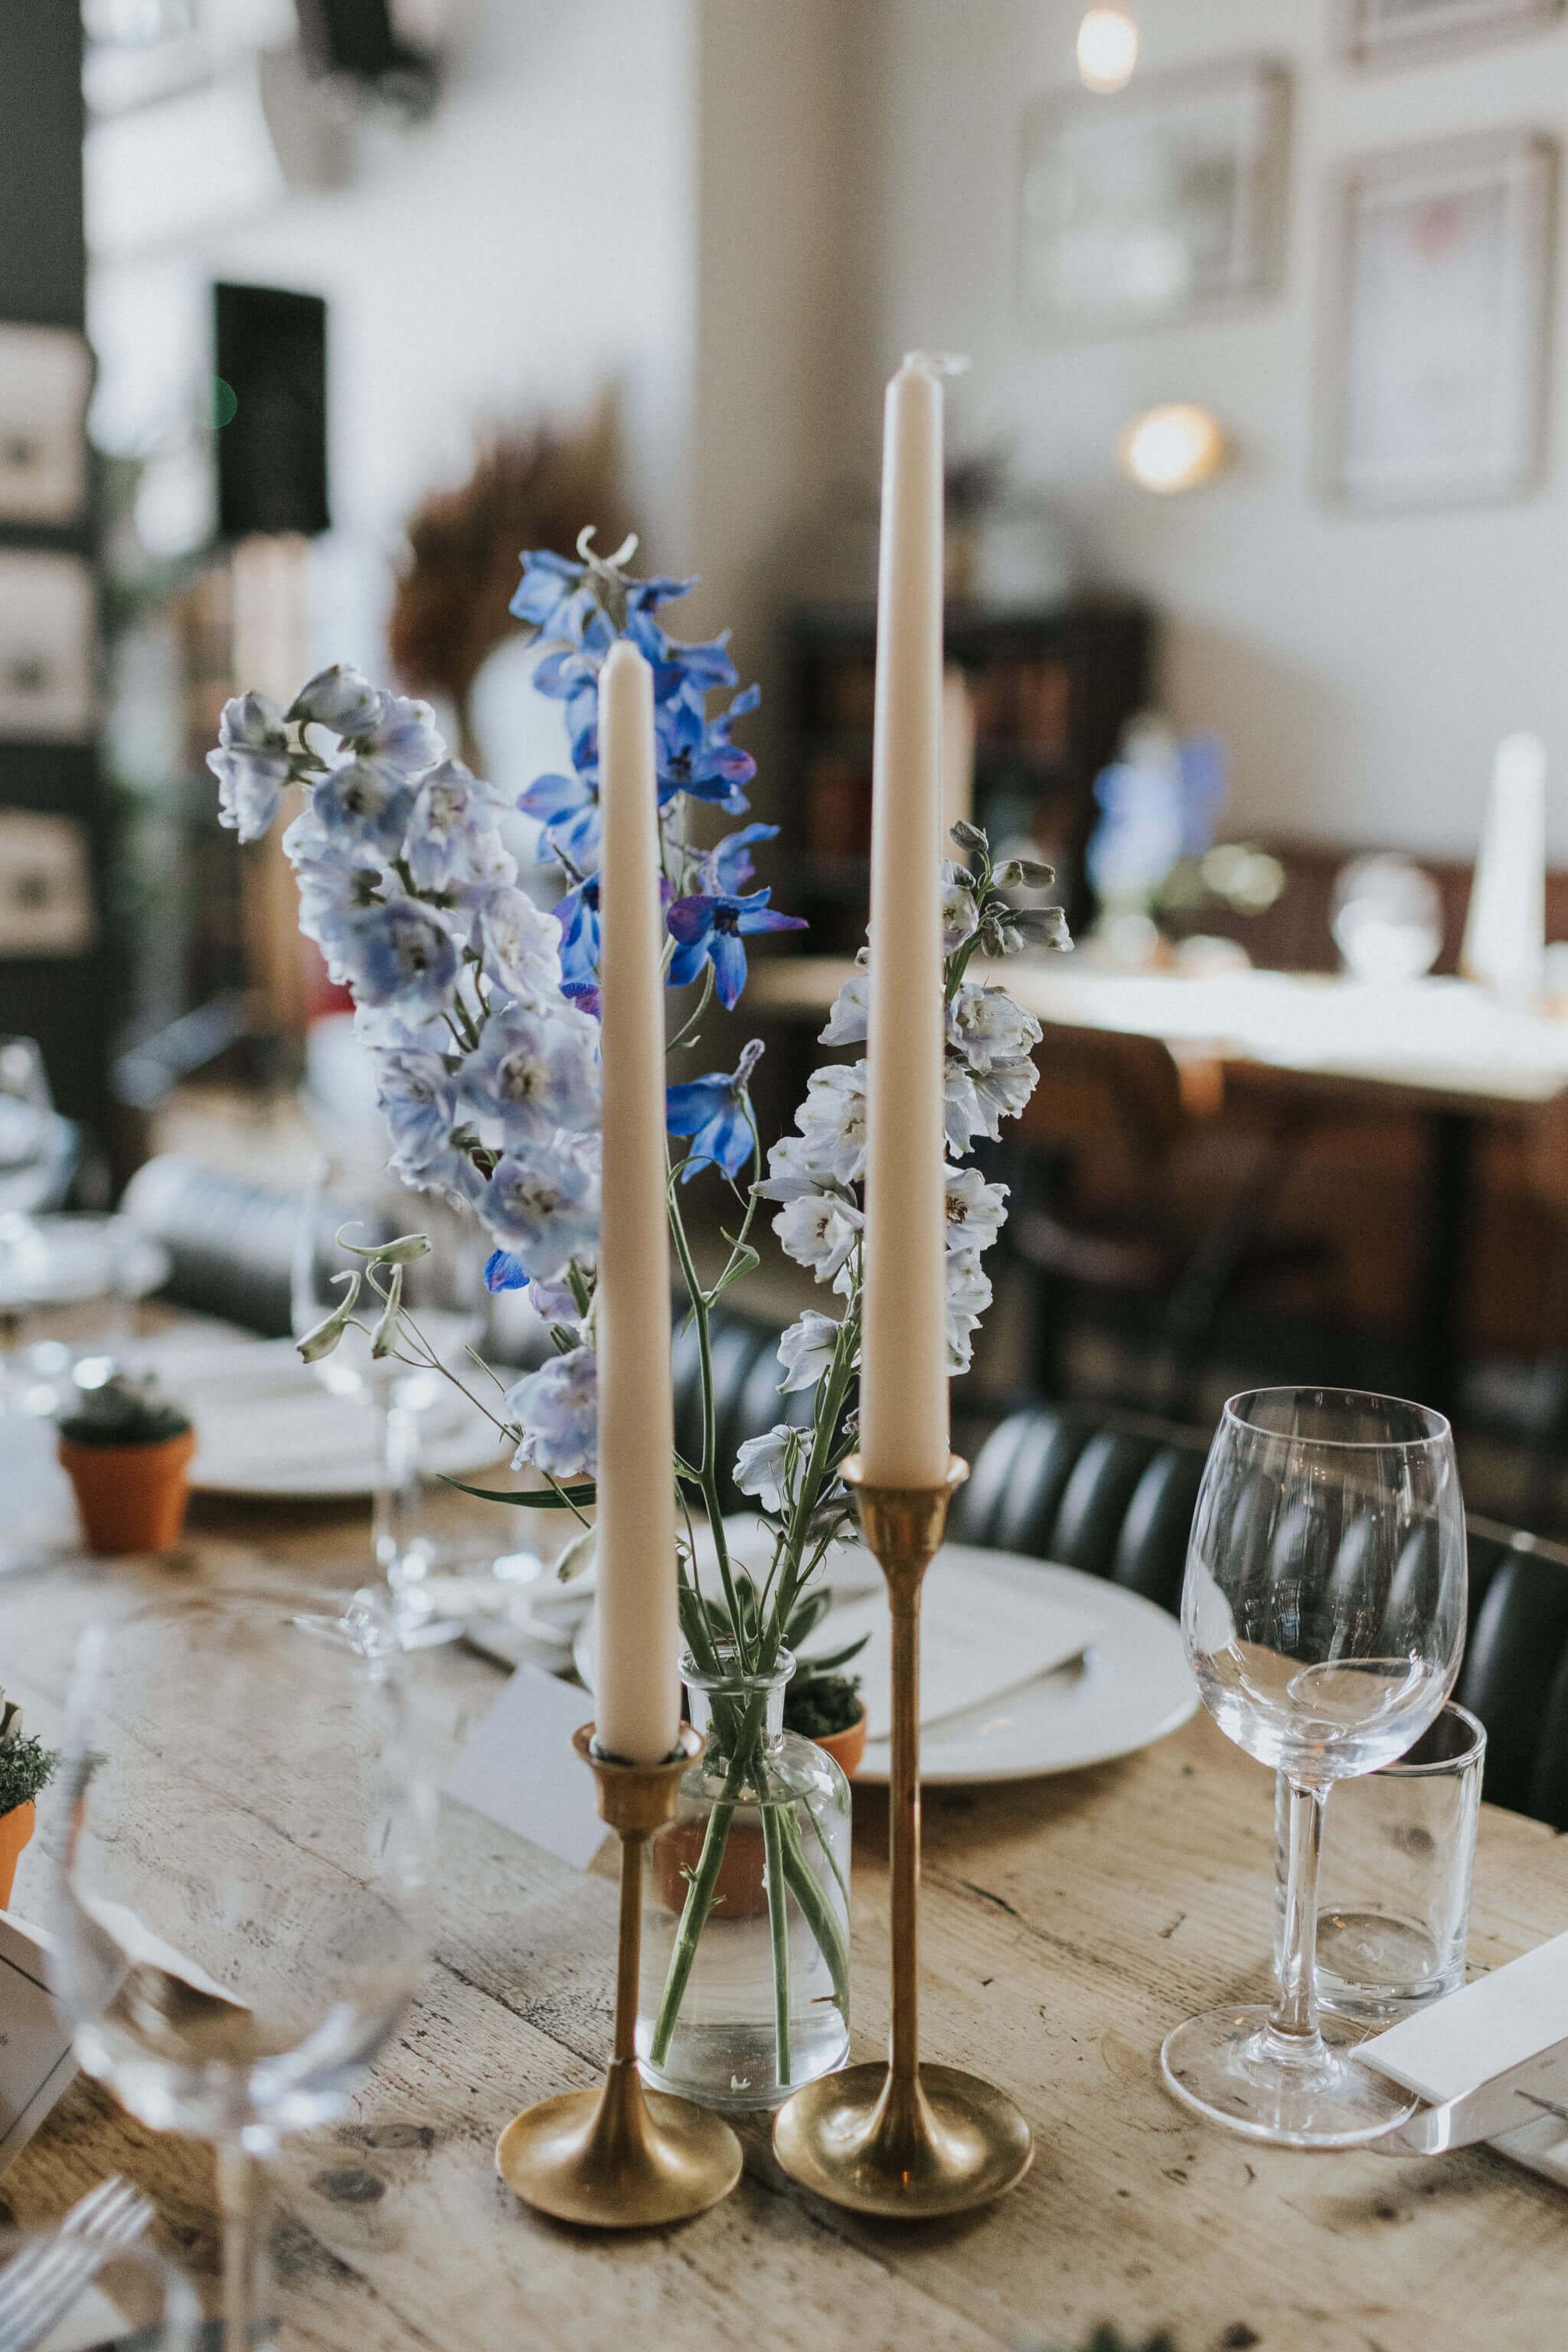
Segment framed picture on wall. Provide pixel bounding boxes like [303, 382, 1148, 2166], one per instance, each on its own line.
[0, 327, 90, 527]
[1018, 59, 1290, 341]
[1341, 0, 1563, 70]
[0, 554, 97, 741]
[1320, 129, 1556, 512]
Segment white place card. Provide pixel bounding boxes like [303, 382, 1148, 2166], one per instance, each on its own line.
[0, 1910, 77, 2171]
[804, 1560, 1102, 1743]
[443, 1664, 608, 1870]
[1362, 1931, 1568, 2105]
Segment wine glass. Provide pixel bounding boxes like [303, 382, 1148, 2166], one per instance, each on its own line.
[1161, 1387, 1466, 2147]
[292, 1158, 486, 1648]
[49, 1589, 435, 2352]
[0, 2229, 203, 2347]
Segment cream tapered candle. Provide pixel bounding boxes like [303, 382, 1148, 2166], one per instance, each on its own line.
[861, 355, 950, 1487]
[594, 639, 681, 1763]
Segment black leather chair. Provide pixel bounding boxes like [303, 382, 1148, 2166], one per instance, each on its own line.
[959, 1400, 1568, 1831]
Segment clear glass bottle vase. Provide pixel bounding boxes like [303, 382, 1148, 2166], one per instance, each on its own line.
[638, 1645, 851, 2111]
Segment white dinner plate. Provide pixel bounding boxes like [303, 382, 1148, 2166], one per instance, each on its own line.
[573, 1534, 1197, 1785]
[141, 1335, 506, 1500]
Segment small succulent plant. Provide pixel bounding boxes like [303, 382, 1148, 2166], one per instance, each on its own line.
[0, 1693, 57, 1818]
[57, 1371, 191, 1449]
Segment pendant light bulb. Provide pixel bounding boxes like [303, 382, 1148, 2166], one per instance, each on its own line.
[1076, 7, 1139, 94]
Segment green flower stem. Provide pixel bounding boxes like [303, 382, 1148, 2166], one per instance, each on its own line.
[779, 1805, 848, 2015]
[648, 1754, 746, 2067]
[761, 1796, 792, 2086]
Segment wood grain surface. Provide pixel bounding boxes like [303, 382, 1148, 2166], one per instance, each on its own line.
[2, 1461, 1566, 2352]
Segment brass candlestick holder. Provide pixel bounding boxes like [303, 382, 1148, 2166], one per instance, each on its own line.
[773, 1456, 1034, 2218]
[496, 1722, 743, 2227]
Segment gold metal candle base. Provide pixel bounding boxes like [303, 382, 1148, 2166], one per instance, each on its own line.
[772, 2060, 1034, 2220]
[772, 1458, 1034, 2219]
[496, 1723, 743, 2229]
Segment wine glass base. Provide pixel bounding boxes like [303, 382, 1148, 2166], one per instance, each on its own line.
[1160, 2004, 1418, 2148]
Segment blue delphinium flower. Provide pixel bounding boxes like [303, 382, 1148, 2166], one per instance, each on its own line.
[665, 1039, 764, 1181]
[655, 684, 760, 811]
[484, 1247, 526, 1293]
[554, 874, 600, 988]
[517, 767, 601, 867]
[699, 822, 776, 896]
[509, 552, 613, 654]
[346, 900, 459, 1010]
[505, 1344, 598, 1478]
[459, 1001, 599, 1144]
[482, 1138, 599, 1282]
[666, 887, 806, 1008]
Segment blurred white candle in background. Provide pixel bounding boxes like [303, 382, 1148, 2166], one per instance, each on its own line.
[1462, 732, 1547, 1008]
[942, 665, 975, 843]
[594, 640, 680, 1763]
[861, 354, 951, 1488]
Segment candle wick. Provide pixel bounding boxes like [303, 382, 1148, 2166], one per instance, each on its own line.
[900, 350, 972, 378]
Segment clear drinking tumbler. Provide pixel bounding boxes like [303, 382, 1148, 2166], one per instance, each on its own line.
[1275, 1701, 1485, 2024]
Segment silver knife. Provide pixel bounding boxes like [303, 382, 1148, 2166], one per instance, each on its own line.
[1377, 2034, 1568, 2156]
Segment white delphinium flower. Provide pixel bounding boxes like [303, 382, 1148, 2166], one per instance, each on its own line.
[944, 1165, 1008, 1262]
[819, 967, 871, 1048]
[945, 1253, 993, 1374]
[795, 1062, 868, 1187]
[777, 1308, 844, 1393]
[942, 1060, 986, 1154]
[774, 1191, 862, 1282]
[941, 863, 980, 954]
[754, 1133, 824, 1204]
[968, 1055, 1039, 1137]
[947, 982, 1042, 1073]
[734, 1423, 805, 1514]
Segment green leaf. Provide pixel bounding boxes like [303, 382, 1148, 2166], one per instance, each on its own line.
[437, 1475, 596, 1509]
[798, 1634, 870, 1674]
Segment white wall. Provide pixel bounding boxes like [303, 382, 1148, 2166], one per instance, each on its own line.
[185, 0, 698, 672]
[856, 0, 1568, 858]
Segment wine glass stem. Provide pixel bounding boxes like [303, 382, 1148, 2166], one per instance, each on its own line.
[217, 2139, 271, 2352]
[1272, 1775, 1327, 2049]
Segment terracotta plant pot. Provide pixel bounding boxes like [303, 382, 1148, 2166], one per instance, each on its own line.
[58, 1429, 196, 1557]
[0, 1800, 34, 1908]
[811, 1706, 867, 1781]
[654, 1815, 770, 1919]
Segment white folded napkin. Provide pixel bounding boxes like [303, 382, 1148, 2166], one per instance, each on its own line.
[1362, 1931, 1568, 2106]
[800, 1554, 1100, 1742]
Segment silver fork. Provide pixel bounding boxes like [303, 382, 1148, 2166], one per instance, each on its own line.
[0, 2174, 155, 2352]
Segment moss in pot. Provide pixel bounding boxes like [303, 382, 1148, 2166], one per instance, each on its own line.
[57, 1371, 195, 1557]
[0, 1692, 57, 1905]
[785, 1668, 867, 1779]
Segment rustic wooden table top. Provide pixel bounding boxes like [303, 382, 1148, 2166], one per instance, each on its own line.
[3, 1451, 1566, 2352]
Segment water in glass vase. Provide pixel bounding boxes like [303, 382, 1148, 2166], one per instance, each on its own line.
[639, 1648, 851, 2111]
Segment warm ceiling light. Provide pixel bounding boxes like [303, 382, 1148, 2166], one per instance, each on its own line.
[1076, 7, 1138, 93]
[1116, 402, 1227, 494]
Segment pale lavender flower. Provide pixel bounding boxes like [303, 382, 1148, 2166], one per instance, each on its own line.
[459, 1001, 599, 1144]
[312, 759, 416, 862]
[482, 1136, 600, 1281]
[352, 693, 443, 778]
[374, 1046, 456, 1177]
[472, 887, 563, 1005]
[506, 1345, 597, 1479]
[404, 759, 511, 890]
[344, 899, 459, 1010]
[208, 691, 291, 842]
[289, 664, 383, 737]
